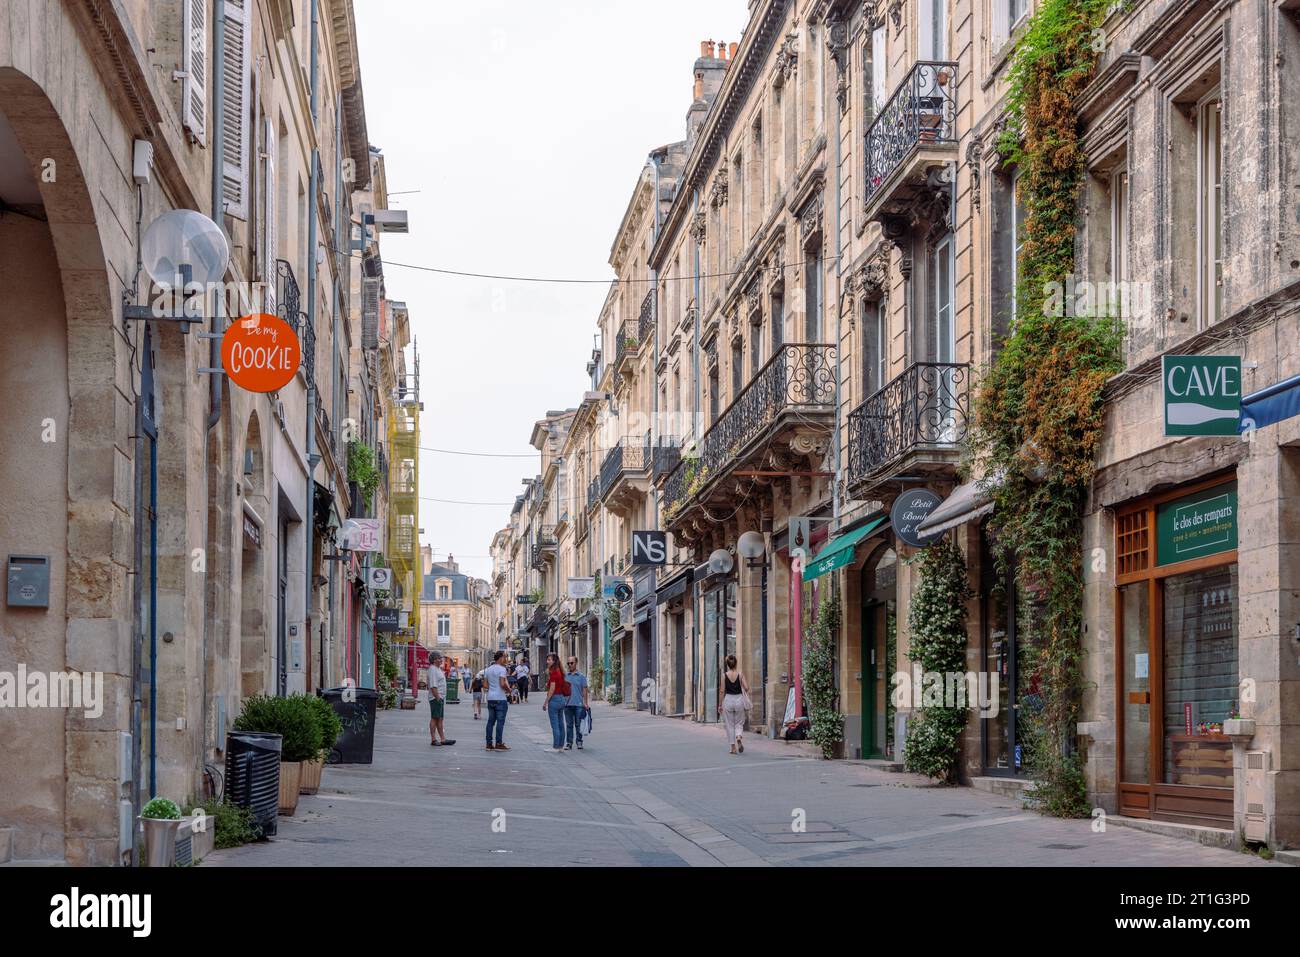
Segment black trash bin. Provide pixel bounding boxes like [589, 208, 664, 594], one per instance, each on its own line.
[319, 687, 380, 764]
[225, 730, 281, 837]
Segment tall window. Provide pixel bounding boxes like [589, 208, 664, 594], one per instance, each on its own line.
[709, 367, 720, 424]
[1198, 91, 1223, 328]
[804, 246, 822, 342]
[930, 235, 955, 363]
[1010, 169, 1026, 321]
[870, 25, 887, 116]
[921, 0, 948, 60]
[731, 339, 744, 395]
[862, 299, 887, 397]
[437, 614, 451, 643]
[1111, 166, 1129, 320]
[750, 317, 763, 373]
[437, 584, 449, 600]
[771, 295, 785, 352]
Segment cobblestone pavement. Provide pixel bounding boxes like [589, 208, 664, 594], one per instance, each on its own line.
[205, 695, 1278, 867]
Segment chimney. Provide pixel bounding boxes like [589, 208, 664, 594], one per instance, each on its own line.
[700, 39, 713, 58]
[728, 42, 738, 61]
[447, 552, 457, 572]
[421, 544, 433, 574]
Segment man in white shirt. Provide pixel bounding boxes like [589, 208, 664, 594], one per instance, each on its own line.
[484, 650, 512, 752]
[427, 652, 455, 747]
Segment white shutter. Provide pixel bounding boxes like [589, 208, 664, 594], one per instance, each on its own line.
[263, 115, 278, 314]
[222, 0, 252, 219]
[181, 0, 208, 144]
[993, 0, 1010, 49]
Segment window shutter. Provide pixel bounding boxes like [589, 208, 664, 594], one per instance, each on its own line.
[362, 277, 380, 349]
[993, 0, 1010, 49]
[181, 0, 208, 144]
[222, 0, 252, 219]
[263, 115, 278, 314]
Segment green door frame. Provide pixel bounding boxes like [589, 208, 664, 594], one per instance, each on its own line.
[861, 596, 884, 759]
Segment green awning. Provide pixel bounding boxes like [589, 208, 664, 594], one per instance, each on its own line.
[802, 516, 887, 580]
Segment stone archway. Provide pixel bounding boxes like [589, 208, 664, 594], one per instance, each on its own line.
[0, 68, 127, 865]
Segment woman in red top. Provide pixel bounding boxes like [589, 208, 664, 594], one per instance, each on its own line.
[543, 652, 570, 752]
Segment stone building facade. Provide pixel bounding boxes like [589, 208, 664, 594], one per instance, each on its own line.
[481, 0, 1298, 852]
[0, 0, 411, 864]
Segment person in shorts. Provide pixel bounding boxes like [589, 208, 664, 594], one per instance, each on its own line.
[427, 651, 455, 747]
[471, 671, 485, 719]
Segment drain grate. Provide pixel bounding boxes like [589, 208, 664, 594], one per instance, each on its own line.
[1041, 843, 1085, 850]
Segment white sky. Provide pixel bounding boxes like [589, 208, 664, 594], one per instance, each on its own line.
[355, 0, 749, 581]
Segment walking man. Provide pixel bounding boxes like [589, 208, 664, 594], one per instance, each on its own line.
[484, 650, 512, 751]
[515, 657, 531, 703]
[563, 656, 589, 750]
[427, 652, 455, 747]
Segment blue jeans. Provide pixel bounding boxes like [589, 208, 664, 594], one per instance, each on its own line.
[547, 696, 566, 748]
[485, 699, 508, 745]
[563, 704, 584, 746]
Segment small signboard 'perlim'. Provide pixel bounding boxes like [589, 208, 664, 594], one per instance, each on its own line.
[222, 313, 301, 393]
[1162, 355, 1241, 436]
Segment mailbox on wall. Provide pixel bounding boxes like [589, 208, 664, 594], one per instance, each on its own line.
[7, 555, 50, 608]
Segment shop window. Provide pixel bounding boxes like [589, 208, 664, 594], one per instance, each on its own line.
[1161, 565, 1237, 788]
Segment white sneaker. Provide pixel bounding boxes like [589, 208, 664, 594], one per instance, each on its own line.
[550, 747, 564, 753]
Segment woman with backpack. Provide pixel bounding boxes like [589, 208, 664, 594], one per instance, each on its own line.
[543, 652, 571, 753]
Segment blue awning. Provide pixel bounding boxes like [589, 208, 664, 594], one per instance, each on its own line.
[1239, 373, 1300, 432]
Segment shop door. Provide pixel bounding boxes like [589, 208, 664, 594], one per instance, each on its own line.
[860, 547, 896, 759]
[980, 527, 1020, 776]
[673, 611, 685, 714]
[703, 588, 720, 722]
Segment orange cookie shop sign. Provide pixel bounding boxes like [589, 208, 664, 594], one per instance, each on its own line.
[222, 313, 301, 392]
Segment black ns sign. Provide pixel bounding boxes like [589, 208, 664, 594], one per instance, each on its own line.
[631, 530, 667, 566]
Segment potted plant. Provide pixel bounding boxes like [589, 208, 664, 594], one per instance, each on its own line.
[301, 694, 343, 795]
[139, 797, 183, 868]
[232, 695, 322, 816]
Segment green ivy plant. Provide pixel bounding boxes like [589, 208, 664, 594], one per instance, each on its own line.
[903, 538, 971, 783]
[347, 440, 380, 508]
[971, 0, 1120, 816]
[802, 590, 844, 759]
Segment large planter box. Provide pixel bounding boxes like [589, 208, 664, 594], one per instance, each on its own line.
[278, 761, 303, 815]
[299, 758, 324, 795]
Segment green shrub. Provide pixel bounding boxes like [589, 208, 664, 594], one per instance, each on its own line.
[141, 797, 181, 820]
[803, 591, 844, 759]
[307, 693, 343, 760]
[186, 798, 261, 848]
[233, 694, 322, 762]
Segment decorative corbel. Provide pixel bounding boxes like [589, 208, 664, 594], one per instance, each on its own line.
[966, 139, 985, 211]
[825, 16, 851, 115]
[689, 211, 707, 245]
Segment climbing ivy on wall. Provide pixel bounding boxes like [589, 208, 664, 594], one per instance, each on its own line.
[803, 590, 845, 759]
[971, 0, 1121, 815]
[903, 537, 972, 782]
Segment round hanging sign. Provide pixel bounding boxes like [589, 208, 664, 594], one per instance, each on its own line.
[222, 312, 301, 393]
[890, 488, 945, 548]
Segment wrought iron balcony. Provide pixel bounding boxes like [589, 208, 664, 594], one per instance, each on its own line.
[652, 444, 681, 484]
[599, 438, 651, 513]
[638, 290, 656, 344]
[614, 320, 640, 372]
[863, 61, 958, 213]
[587, 477, 600, 513]
[847, 361, 970, 488]
[275, 259, 300, 322]
[662, 343, 836, 521]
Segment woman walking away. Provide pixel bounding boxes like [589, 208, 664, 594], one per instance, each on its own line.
[543, 652, 571, 753]
[718, 654, 751, 754]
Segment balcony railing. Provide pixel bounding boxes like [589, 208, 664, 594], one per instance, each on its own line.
[662, 343, 836, 516]
[599, 438, 649, 499]
[638, 290, 655, 344]
[847, 362, 970, 484]
[587, 477, 600, 513]
[652, 444, 680, 483]
[615, 320, 640, 369]
[863, 61, 957, 207]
